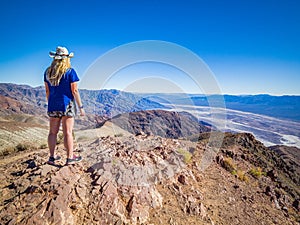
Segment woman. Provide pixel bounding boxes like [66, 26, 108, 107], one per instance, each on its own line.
[44, 46, 85, 165]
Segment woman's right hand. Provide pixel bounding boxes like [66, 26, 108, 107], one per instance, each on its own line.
[79, 108, 85, 116]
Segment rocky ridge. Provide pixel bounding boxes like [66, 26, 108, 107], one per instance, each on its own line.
[106, 110, 211, 139]
[0, 132, 299, 225]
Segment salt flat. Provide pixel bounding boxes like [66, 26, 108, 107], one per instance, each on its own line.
[167, 104, 300, 148]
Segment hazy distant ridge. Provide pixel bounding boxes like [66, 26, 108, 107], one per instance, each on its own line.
[140, 93, 300, 122]
[200, 95, 300, 122]
[1, 83, 299, 122]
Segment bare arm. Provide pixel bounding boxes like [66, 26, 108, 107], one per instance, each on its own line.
[44, 82, 49, 101]
[71, 82, 85, 116]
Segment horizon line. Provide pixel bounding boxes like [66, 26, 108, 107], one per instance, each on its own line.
[1, 82, 300, 97]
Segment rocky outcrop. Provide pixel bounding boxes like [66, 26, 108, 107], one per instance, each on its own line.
[0, 133, 299, 225]
[0, 134, 197, 224]
[220, 133, 300, 199]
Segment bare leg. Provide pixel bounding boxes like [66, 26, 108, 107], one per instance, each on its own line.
[62, 116, 74, 159]
[48, 117, 61, 157]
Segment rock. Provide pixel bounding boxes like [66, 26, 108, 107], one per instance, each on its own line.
[282, 206, 288, 213]
[23, 185, 38, 194]
[216, 155, 223, 164]
[40, 164, 55, 177]
[20, 167, 81, 225]
[233, 184, 239, 189]
[25, 159, 37, 169]
[200, 203, 207, 219]
[178, 174, 186, 185]
[127, 196, 149, 224]
[169, 217, 177, 225]
[292, 199, 300, 211]
[265, 186, 274, 196]
[274, 198, 281, 209]
[126, 196, 134, 213]
[267, 170, 278, 181]
[135, 131, 145, 136]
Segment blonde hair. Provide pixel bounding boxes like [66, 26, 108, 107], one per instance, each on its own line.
[46, 58, 71, 86]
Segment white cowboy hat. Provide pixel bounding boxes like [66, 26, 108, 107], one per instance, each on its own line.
[49, 46, 74, 59]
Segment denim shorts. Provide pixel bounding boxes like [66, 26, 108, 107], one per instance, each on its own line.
[47, 101, 76, 118]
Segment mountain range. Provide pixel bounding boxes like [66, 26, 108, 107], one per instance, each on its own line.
[2, 83, 299, 122]
[1, 83, 300, 148]
[139, 93, 300, 122]
[0, 83, 166, 118]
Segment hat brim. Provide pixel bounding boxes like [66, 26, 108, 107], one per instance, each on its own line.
[49, 51, 74, 58]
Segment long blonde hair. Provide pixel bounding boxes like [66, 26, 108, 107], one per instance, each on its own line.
[46, 58, 71, 86]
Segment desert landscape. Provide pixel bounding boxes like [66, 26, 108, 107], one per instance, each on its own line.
[0, 83, 299, 224]
[1, 0, 299, 224]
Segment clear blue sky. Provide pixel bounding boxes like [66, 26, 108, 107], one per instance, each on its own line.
[0, 0, 299, 95]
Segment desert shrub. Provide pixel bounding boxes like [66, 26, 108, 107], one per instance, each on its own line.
[114, 133, 123, 137]
[57, 131, 76, 144]
[40, 143, 48, 149]
[0, 146, 16, 156]
[1, 142, 37, 156]
[249, 167, 265, 178]
[236, 170, 249, 182]
[222, 157, 237, 173]
[177, 148, 192, 164]
[221, 157, 249, 182]
[56, 132, 64, 144]
[15, 143, 31, 151]
[112, 158, 118, 166]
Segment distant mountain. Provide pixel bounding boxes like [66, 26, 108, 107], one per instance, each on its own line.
[0, 83, 166, 118]
[139, 93, 300, 122]
[104, 109, 211, 138]
[192, 94, 300, 122]
[0, 95, 38, 115]
[79, 89, 167, 117]
[0, 83, 47, 115]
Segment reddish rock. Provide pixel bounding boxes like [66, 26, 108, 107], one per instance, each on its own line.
[178, 174, 186, 185]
